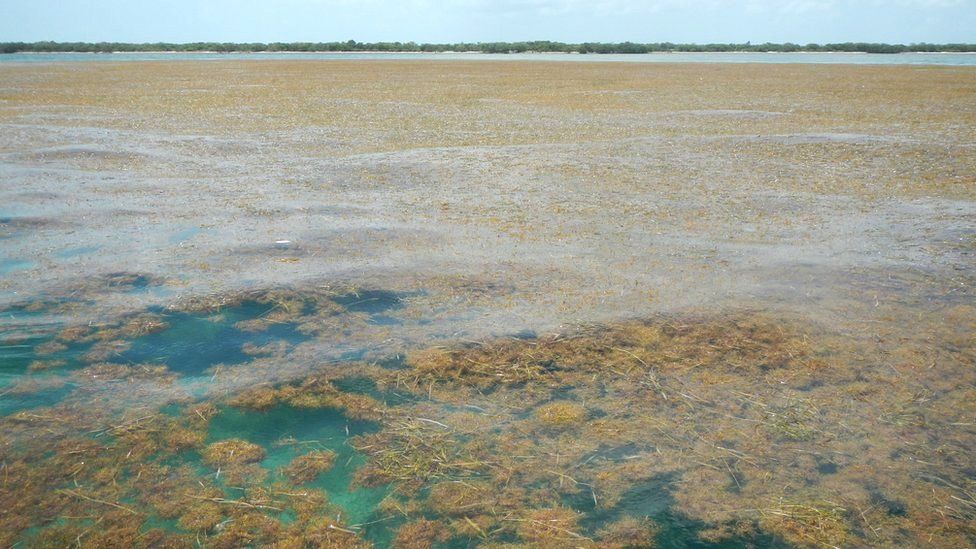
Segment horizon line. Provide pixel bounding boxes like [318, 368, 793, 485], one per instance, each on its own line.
[4, 40, 976, 55]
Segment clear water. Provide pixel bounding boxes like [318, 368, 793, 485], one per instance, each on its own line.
[0, 296, 753, 546]
[0, 298, 397, 543]
[3, 290, 971, 547]
[0, 318, 90, 415]
[120, 302, 308, 376]
[0, 381, 75, 416]
[207, 404, 387, 526]
[1, 49, 972, 546]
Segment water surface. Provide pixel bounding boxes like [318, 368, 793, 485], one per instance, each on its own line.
[2, 51, 975, 65]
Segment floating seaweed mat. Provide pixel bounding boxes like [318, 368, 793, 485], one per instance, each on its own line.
[338, 309, 976, 548]
[330, 289, 404, 316]
[0, 399, 387, 547]
[1, 297, 973, 547]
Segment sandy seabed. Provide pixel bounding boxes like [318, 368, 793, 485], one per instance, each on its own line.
[0, 61, 973, 547]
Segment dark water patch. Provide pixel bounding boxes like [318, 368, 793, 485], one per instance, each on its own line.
[120, 301, 308, 375]
[234, 242, 308, 259]
[339, 345, 405, 363]
[0, 328, 94, 377]
[332, 375, 379, 396]
[21, 145, 149, 165]
[655, 512, 788, 548]
[0, 290, 98, 317]
[368, 314, 402, 326]
[562, 473, 787, 547]
[373, 355, 408, 370]
[169, 286, 408, 328]
[103, 272, 153, 290]
[303, 204, 369, 216]
[158, 402, 182, 417]
[0, 313, 95, 416]
[575, 473, 676, 527]
[798, 378, 824, 392]
[578, 442, 649, 465]
[332, 376, 420, 409]
[208, 404, 378, 454]
[869, 490, 908, 517]
[0, 215, 57, 230]
[817, 461, 839, 475]
[41, 271, 172, 299]
[5, 191, 62, 201]
[339, 348, 368, 362]
[0, 335, 51, 374]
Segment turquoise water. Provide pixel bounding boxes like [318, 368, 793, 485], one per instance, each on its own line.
[0, 381, 74, 416]
[0, 296, 395, 544]
[0, 258, 33, 274]
[3, 291, 936, 546]
[209, 404, 388, 526]
[120, 302, 308, 375]
[2, 51, 975, 65]
[0, 305, 95, 415]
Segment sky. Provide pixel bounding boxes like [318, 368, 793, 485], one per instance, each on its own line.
[1, 0, 974, 44]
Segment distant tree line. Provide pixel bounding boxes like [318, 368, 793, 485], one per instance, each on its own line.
[3, 40, 975, 55]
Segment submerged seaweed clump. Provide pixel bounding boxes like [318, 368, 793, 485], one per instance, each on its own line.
[178, 501, 224, 532]
[202, 439, 266, 466]
[535, 401, 587, 427]
[343, 309, 976, 547]
[0, 300, 973, 547]
[597, 516, 660, 548]
[283, 449, 337, 483]
[229, 376, 386, 421]
[393, 519, 451, 549]
[517, 506, 588, 545]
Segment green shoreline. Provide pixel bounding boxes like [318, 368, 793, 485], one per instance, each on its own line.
[4, 40, 976, 55]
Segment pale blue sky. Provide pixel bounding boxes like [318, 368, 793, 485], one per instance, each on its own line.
[1, 1, 974, 44]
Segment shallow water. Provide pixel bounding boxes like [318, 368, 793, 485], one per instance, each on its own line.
[168, 226, 204, 245]
[0, 285, 972, 547]
[2, 51, 976, 65]
[0, 60, 973, 547]
[119, 303, 308, 376]
[56, 245, 101, 259]
[207, 404, 387, 525]
[0, 257, 32, 274]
